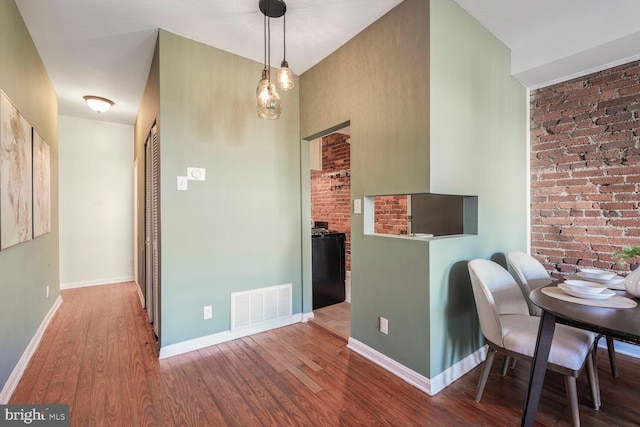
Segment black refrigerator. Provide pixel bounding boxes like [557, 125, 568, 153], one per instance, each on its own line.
[312, 232, 346, 309]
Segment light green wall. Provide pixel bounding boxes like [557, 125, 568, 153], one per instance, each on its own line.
[428, 0, 527, 376]
[301, 0, 527, 378]
[0, 0, 59, 390]
[155, 31, 302, 347]
[300, 0, 431, 374]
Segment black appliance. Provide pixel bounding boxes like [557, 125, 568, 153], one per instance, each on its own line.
[312, 222, 346, 309]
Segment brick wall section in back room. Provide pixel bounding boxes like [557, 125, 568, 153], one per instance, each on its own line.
[311, 133, 351, 271]
[530, 60, 640, 277]
[374, 195, 408, 235]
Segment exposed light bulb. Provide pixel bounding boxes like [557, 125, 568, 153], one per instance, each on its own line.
[256, 81, 282, 120]
[277, 61, 295, 90]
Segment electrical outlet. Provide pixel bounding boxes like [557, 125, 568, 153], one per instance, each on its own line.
[379, 317, 389, 335]
[204, 305, 212, 320]
[46, 285, 49, 298]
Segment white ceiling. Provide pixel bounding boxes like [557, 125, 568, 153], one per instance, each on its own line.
[14, 0, 640, 125]
[453, 0, 640, 89]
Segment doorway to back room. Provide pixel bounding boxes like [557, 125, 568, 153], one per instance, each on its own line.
[309, 125, 351, 340]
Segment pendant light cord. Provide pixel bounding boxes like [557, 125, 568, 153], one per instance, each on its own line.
[263, 13, 267, 75]
[267, 15, 271, 80]
[283, 14, 286, 62]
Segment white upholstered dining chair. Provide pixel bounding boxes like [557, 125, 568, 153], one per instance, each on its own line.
[507, 250, 619, 378]
[468, 259, 600, 427]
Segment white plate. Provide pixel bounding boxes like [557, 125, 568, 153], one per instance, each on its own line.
[578, 268, 617, 280]
[558, 283, 615, 300]
[411, 233, 434, 239]
[576, 272, 625, 288]
[563, 279, 607, 294]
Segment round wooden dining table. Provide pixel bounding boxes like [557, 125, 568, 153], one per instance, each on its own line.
[521, 282, 640, 427]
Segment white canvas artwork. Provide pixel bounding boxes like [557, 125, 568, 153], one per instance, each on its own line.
[33, 130, 51, 237]
[0, 90, 33, 250]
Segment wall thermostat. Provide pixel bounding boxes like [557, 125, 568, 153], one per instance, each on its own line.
[187, 167, 206, 181]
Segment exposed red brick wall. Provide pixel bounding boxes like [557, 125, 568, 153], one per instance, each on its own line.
[530, 60, 640, 276]
[311, 133, 351, 270]
[374, 195, 408, 235]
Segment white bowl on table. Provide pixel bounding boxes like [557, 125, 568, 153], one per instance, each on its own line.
[562, 279, 608, 294]
[559, 282, 615, 300]
[578, 268, 617, 281]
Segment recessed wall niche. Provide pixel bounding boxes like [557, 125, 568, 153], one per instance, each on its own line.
[363, 193, 478, 239]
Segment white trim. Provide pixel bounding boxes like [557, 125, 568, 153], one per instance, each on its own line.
[134, 282, 145, 308]
[302, 312, 314, 322]
[347, 338, 487, 396]
[429, 345, 488, 395]
[159, 313, 304, 359]
[599, 339, 640, 359]
[0, 296, 63, 404]
[60, 276, 134, 289]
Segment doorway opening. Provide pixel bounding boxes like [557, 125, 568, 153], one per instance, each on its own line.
[308, 124, 351, 340]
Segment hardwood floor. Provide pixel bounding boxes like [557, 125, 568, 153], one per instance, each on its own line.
[310, 301, 351, 341]
[10, 282, 640, 426]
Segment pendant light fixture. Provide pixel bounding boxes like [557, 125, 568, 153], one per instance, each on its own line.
[256, 0, 287, 120]
[276, 14, 295, 90]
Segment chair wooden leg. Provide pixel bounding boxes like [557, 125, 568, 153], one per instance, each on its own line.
[476, 349, 496, 402]
[564, 376, 580, 427]
[585, 351, 600, 410]
[606, 335, 618, 378]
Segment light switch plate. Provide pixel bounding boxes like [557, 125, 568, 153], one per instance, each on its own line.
[177, 176, 188, 191]
[187, 167, 206, 181]
[354, 199, 362, 214]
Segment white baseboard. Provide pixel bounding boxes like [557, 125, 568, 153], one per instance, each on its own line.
[60, 276, 134, 290]
[159, 313, 304, 359]
[302, 311, 314, 322]
[600, 339, 640, 359]
[0, 296, 63, 404]
[134, 282, 145, 308]
[429, 345, 487, 395]
[347, 338, 486, 396]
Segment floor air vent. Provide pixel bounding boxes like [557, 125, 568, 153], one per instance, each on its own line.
[231, 283, 292, 331]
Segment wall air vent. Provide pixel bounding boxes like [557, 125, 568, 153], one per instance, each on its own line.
[231, 283, 292, 331]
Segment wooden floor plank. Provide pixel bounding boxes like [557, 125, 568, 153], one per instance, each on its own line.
[229, 339, 332, 426]
[195, 345, 264, 426]
[169, 350, 229, 426]
[216, 341, 301, 427]
[10, 282, 640, 426]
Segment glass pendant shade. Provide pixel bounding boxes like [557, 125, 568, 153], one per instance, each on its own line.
[276, 60, 295, 90]
[256, 0, 288, 120]
[256, 68, 270, 97]
[256, 81, 282, 120]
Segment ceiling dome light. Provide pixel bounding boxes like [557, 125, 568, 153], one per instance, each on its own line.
[83, 95, 114, 113]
